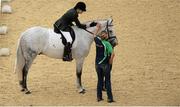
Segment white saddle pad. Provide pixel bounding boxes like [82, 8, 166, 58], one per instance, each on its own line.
[48, 29, 75, 50]
[49, 29, 72, 43]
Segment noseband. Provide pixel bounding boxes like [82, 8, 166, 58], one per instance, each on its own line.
[105, 20, 116, 40]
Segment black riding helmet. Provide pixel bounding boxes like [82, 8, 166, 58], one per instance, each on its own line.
[74, 2, 86, 11]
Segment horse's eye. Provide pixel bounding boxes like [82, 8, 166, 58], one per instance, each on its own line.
[109, 30, 113, 33]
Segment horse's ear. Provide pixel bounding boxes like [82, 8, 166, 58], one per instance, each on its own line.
[111, 19, 113, 23]
[111, 16, 113, 21]
[109, 16, 113, 24]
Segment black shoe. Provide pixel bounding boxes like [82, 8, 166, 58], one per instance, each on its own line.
[63, 56, 68, 61]
[107, 99, 115, 103]
[63, 56, 73, 61]
[63, 42, 73, 62]
[97, 98, 104, 102]
[68, 52, 73, 61]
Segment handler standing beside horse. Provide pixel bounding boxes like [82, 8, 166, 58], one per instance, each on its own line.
[93, 24, 115, 103]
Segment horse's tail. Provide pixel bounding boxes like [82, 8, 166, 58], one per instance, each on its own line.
[14, 36, 25, 81]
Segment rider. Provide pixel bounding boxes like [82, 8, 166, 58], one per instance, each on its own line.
[54, 2, 87, 61]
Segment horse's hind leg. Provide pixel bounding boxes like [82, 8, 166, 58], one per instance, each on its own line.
[76, 58, 85, 93]
[21, 64, 31, 94]
[21, 50, 37, 94]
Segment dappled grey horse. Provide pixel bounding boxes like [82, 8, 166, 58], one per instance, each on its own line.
[14, 18, 118, 94]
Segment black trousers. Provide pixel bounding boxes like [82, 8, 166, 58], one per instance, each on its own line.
[95, 64, 113, 100]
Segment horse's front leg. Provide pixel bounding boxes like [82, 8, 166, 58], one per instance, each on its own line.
[76, 58, 85, 93]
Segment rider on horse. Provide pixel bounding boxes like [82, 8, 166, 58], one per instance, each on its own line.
[54, 2, 87, 61]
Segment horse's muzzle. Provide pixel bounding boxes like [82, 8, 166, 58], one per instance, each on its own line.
[108, 36, 118, 47]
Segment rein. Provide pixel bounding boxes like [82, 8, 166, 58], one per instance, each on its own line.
[84, 29, 94, 35]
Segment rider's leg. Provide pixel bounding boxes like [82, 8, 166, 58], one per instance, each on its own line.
[63, 27, 73, 61]
[63, 42, 73, 61]
[54, 24, 61, 33]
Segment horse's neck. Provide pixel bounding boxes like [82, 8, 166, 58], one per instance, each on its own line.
[72, 26, 98, 45]
[71, 27, 95, 49]
[83, 27, 97, 41]
[86, 27, 97, 35]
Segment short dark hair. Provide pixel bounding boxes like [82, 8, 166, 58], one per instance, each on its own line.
[100, 30, 107, 35]
[74, 2, 86, 11]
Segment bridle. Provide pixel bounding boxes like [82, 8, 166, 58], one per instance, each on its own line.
[105, 20, 116, 40]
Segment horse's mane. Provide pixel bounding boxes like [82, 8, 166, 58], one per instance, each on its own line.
[72, 18, 112, 28]
[83, 19, 109, 24]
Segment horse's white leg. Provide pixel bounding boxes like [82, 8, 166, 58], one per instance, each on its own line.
[15, 42, 25, 91]
[76, 58, 85, 93]
[21, 49, 37, 94]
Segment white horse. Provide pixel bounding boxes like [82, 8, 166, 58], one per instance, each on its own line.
[14, 18, 118, 94]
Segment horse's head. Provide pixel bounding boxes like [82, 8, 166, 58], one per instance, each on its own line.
[94, 18, 118, 47]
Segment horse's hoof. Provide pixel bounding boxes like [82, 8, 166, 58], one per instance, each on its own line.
[25, 91, 31, 94]
[79, 89, 86, 94]
[79, 91, 85, 94]
[21, 88, 25, 92]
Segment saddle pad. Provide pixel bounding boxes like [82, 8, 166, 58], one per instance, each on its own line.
[48, 29, 64, 49]
[48, 29, 76, 49]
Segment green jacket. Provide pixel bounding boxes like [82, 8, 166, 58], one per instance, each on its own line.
[102, 40, 113, 56]
[98, 39, 113, 64]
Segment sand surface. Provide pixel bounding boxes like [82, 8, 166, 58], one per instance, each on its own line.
[0, 0, 180, 106]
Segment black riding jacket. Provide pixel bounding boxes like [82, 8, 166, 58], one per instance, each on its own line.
[54, 8, 86, 31]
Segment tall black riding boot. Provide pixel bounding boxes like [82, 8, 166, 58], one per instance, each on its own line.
[63, 42, 73, 61]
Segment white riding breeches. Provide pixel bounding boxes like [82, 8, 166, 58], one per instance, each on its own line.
[63, 32, 72, 43]
[49, 29, 73, 44]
